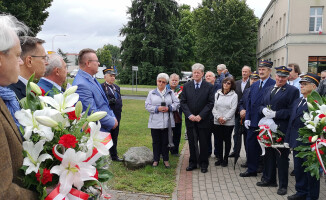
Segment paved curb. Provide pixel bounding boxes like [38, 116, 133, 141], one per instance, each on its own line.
[172, 141, 188, 200]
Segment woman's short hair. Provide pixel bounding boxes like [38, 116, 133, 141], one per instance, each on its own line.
[157, 73, 169, 82]
[222, 77, 236, 93]
[170, 73, 179, 80]
[192, 63, 205, 72]
[0, 14, 28, 53]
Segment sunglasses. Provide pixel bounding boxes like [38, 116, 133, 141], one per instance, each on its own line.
[223, 82, 231, 85]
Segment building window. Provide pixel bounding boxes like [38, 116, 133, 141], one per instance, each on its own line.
[309, 7, 323, 32]
[308, 56, 326, 74]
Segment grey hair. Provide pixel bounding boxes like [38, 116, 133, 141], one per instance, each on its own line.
[243, 65, 251, 71]
[205, 71, 215, 77]
[192, 63, 205, 72]
[0, 14, 28, 53]
[217, 64, 226, 70]
[170, 73, 179, 80]
[44, 54, 63, 77]
[157, 73, 169, 82]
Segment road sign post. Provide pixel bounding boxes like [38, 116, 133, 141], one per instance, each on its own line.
[132, 66, 138, 92]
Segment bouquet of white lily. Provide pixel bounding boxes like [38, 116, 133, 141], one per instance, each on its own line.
[16, 75, 113, 200]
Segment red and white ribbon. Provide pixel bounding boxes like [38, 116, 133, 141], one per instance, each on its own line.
[257, 125, 273, 155]
[45, 185, 89, 200]
[84, 133, 113, 165]
[311, 138, 326, 174]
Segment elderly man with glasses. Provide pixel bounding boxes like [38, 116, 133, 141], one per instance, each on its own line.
[8, 36, 48, 100]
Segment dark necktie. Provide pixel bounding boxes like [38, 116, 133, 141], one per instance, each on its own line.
[259, 81, 263, 89]
[195, 83, 199, 90]
[270, 87, 280, 99]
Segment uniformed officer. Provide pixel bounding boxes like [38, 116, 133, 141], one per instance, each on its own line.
[101, 66, 123, 161]
[256, 66, 299, 195]
[285, 73, 321, 200]
[240, 60, 276, 177]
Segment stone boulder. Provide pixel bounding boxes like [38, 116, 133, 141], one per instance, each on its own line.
[123, 146, 153, 170]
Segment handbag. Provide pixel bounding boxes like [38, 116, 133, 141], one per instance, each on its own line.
[173, 110, 182, 123]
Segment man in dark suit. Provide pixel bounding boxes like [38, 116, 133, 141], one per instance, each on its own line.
[240, 59, 276, 177]
[8, 36, 48, 100]
[101, 66, 123, 162]
[180, 63, 214, 173]
[37, 54, 67, 96]
[285, 73, 320, 200]
[229, 65, 251, 157]
[256, 66, 299, 195]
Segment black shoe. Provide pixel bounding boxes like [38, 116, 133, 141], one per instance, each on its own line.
[239, 171, 257, 177]
[277, 188, 287, 195]
[186, 165, 197, 171]
[152, 161, 159, 167]
[112, 157, 123, 162]
[240, 162, 248, 168]
[215, 159, 222, 166]
[221, 160, 228, 167]
[228, 152, 235, 157]
[290, 170, 295, 176]
[163, 161, 170, 169]
[287, 194, 306, 200]
[201, 168, 208, 173]
[256, 181, 278, 187]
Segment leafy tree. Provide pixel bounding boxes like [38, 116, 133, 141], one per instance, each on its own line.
[193, 0, 258, 78]
[120, 0, 182, 84]
[57, 48, 69, 64]
[96, 45, 113, 68]
[0, 0, 53, 35]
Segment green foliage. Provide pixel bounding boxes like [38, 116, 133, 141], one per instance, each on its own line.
[0, 0, 53, 35]
[120, 0, 182, 84]
[193, 0, 258, 76]
[96, 44, 113, 68]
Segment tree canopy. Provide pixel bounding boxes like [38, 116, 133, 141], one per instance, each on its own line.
[0, 0, 53, 35]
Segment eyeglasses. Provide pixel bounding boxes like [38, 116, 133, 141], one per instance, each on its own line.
[322, 77, 326, 80]
[31, 55, 49, 62]
[88, 60, 100, 63]
[223, 82, 231, 85]
[158, 80, 167, 84]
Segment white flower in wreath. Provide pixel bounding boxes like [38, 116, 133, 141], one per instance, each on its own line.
[22, 140, 52, 175]
[317, 104, 326, 114]
[39, 91, 79, 114]
[86, 122, 111, 157]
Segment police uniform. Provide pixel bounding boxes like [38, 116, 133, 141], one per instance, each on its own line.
[101, 67, 123, 161]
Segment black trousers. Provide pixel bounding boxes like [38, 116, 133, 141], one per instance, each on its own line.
[213, 125, 234, 161]
[109, 124, 120, 159]
[262, 148, 290, 189]
[187, 125, 209, 168]
[151, 128, 169, 162]
[233, 114, 241, 152]
[170, 122, 182, 154]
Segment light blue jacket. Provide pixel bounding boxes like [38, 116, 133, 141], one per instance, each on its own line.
[145, 88, 180, 129]
[73, 69, 116, 131]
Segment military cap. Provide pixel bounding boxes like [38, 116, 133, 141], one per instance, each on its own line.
[103, 66, 116, 75]
[250, 71, 259, 79]
[275, 66, 292, 77]
[299, 72, 320, 87]
[258, 59, 273, 68]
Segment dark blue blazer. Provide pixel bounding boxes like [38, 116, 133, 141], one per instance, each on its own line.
[245, 77, 276, 127]
[37, 78, 61, 97]
[239, 87, 250, 112]
[8, 80, 26, 100]
[259, 84, 300, 133]
[285, 97, 307, 148]
[101, 82, 122, 122]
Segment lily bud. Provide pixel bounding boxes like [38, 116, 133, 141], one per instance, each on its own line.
[35, 116, 58, 127]
[87, 111, 107, 122]
[321, 117, 326, 124]
[30, 82, 42, 95]
[75, 101, 82, 119]
[63, 86, 78, 96]
[307, 102, 314, 111]
[311, 135, 319, 143]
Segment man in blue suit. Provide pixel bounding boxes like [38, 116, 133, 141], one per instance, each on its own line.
[256, 66, 299, 196]
[37, 54, 67, 96]
[285, 73, 320, 200]
[73, 48, 118, 135]
[240, 59, 275, 177]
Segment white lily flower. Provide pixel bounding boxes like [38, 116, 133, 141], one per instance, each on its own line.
[15, 109, 54, 141]
[86, 122, 111, 156]
[50, 148, 96, 195]
[318, 104, 326, 114]
[39, 93, 79, 114]
[307, 124, 316, 132]
[22, 140, 52, 175]
[303, 112, 313, 122]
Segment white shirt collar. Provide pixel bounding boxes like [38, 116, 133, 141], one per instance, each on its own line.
[18, 76, 28, 86]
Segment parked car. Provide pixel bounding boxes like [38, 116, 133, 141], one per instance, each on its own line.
[180, 71, 192, 83]
[69, 69, 78, 78]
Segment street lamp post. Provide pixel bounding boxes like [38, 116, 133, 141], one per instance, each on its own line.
[52, 34, 67, 52]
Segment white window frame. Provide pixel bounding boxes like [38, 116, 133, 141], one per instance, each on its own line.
[310, 7, 323, 32]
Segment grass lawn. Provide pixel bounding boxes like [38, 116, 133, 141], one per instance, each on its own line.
[120, 90, 149, 96]
[107, 99, 186, 196]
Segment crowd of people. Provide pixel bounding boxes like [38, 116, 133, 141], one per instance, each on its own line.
[146, 60, 324, 200]
[1, 13, 324, 200]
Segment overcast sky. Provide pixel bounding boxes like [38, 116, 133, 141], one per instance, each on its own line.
[36, 0, 271, 53]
